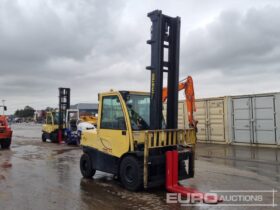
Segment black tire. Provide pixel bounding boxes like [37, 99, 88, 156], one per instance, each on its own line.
[80, 153, 96, 178]
[50, 132, 58, 143]
[1, 138, 11, 149]
[42, 133, 47, 142]
[120, 155, 143, 191]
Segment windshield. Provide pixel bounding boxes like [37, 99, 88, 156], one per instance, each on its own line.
[53, 112, 59, 124]
[124, 94, 150, 130]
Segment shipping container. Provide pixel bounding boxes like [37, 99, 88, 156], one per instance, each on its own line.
[163, 102, 188, 129]
[194, 97, 231, 144]
[164, 92, 280, 147]
[163, 98, 231, 144]
[231, 93, 280, 146]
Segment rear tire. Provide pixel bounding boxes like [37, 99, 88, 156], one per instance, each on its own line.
[1, 138, 11, 149]
[80, 153, 96, 178]
[120, 155, 143, 191]
[42, 133, 47, 142]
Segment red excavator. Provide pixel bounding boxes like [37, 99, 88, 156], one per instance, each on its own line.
[0, 106, 12, 149]
[162, 76, 198, 131]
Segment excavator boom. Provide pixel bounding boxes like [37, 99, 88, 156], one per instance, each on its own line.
[162, 75, 197, 129]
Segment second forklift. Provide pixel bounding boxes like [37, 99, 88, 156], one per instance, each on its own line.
[42, 88, 70, 143]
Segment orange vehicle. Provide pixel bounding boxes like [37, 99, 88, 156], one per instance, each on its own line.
[0, 115, 12, 149]
[162, 76, 198, 130]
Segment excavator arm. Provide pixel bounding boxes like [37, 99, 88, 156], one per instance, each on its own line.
[162, 76, 198, 130]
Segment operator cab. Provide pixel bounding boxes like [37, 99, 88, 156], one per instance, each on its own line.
[46, 112, 59, 125]
[120, 91, 165, 131]
[66, 109, 79, 131]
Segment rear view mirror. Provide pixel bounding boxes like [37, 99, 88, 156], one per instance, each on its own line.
[4, 106, 7, 111]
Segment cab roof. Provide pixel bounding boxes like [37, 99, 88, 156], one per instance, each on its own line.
[99, 90, 150, 96]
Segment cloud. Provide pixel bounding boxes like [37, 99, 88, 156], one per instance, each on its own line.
[181, 6, 280, 75]
[0, 0, 149, 112]
[0, 0, 280, 113]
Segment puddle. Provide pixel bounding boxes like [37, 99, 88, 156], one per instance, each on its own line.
[13, 145, 39, 153]
[53, 148, 80, 155]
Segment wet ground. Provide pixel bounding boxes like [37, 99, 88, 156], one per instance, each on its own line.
[0, 123, 279, 210]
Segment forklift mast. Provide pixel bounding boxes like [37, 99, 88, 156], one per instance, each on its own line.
[147, 10, 180, 130]
[58, 87, 70, 129]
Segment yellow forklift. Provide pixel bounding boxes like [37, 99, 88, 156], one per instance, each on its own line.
[80, 90, 196, 191]
[79, 10, 206, 195]
[42, 111, 59, 142]
[42, 88, 70, 143]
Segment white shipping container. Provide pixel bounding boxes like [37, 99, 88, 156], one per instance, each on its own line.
[194, 97, 231, 144]
[163, 101, 188, 129]
[230, 93, 280, 146]
[164, 92, 280, 147]
[163, 98, 231, 144]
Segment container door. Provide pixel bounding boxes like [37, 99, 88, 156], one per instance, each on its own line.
[253, 96, 276, 144]
[195, 100, 207, 141]
[177, 102, 186, 129]
[232, 97, 252, 143]
[208, 99, 225, 142]
[163, 102, 186, 129]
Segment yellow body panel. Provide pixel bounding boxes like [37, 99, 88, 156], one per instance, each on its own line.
[42, 124, 59, 134]
[81, 91, 134, 158]
[82, 129, 130, 158]
[42, 112, 58, 134]
[132, 131, 146, 144]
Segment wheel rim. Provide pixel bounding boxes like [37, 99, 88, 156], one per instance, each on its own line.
[125, 165, 135, 183]
[82, 160, 88, 172]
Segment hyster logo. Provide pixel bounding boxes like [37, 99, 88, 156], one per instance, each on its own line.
[151, 73, 155, 97]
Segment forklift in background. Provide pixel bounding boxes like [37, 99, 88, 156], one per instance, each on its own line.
[42, 88, 70, 143]
[0, 105, 12, 149]
[65, 109, 98, 145]
[42, 88, 96, 145]
[79, 11, 220, 202]
[64, 109, 80, 144]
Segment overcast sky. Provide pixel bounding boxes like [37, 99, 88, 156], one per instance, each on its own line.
[1, 0, 280, 114]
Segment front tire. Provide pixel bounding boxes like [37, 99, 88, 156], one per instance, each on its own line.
[120, 155, 143, 191]
[42, 133, 47, 142]
[80, 153, 96, 178]
[1, 138, 11, 149]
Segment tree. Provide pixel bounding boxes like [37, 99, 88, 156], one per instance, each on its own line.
[45, 107, 55, 112]
[14, 106, 35, 118]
